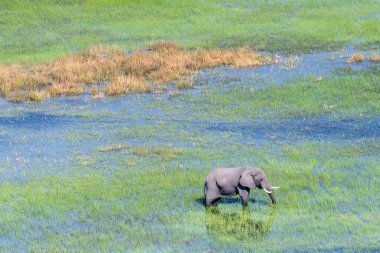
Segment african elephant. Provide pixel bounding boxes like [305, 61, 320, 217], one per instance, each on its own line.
[204, 167, 277, 207]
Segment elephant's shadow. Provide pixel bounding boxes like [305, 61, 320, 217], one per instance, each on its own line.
[195, 197, 269, 207]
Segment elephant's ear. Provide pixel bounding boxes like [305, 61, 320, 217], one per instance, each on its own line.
[239, 171, 256, 189]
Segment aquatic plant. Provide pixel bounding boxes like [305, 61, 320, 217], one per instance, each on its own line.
[370, 54, 380, 62]
[0, 64, 379, 252]
[348, 53, 365, 64]
[133, 147, 184, 160]
[99, 144, 128, 153]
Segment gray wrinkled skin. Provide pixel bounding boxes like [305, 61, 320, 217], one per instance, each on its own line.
[204, 167, 276, 207]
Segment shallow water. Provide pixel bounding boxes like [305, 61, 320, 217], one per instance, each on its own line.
[210, 117, 380, 141]
[1, 50, 378, 182]
[196, 49, 377, 90]
[0, 50, 379, 252]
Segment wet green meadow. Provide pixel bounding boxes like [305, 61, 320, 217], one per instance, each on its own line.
[1, 0, 380, 251]
[1, 0, 379, 63]
[0, 52, 379, 252]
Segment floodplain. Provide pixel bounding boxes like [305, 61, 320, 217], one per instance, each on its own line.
[1, 50, 379, 252]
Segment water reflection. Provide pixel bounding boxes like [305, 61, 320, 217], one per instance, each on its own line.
[205, 207, 276, 242]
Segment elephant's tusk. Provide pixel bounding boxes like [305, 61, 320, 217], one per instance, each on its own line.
[263, 188, 272, 194]
[271, 186, 280, 189]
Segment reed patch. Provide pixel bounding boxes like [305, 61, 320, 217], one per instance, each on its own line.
[133, 147, 184, 160]
[370, 54, 380, 62]
[99, 144, 129, 153]
[0, 43, 269, 102]
[348, 53, 365, 64]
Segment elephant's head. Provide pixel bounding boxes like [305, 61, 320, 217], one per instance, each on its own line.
[239, 169, 277, 204]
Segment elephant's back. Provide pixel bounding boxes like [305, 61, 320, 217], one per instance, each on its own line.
[207, 167, 232, 177]
[213, 168, 242, 185]
[206, 168, 233, 183]
[206, 167, 245, 180]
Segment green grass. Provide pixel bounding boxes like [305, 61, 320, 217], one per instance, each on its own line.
[0, 68, 379, 251]
[0, 1, 379, 250]
[99, 144, 129, 152]
[178, 67, 380, 121]
[0, 141, 379, 252]
[1, 0, 379, 64]
[132, 147, 183, 160]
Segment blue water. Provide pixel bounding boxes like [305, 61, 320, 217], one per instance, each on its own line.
[0, 50, 379, 183]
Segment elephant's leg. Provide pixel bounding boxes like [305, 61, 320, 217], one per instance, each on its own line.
[205, 198, 213, 207]
[238, 187, 250, 207]
[212, 197, 221, 205]
[205, 197, 221, 207]
[205, 189, 221, 207]
[205, 181, 221, 207]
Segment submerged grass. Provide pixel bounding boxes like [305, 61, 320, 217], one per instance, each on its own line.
[0, 141, 379, 252]
[99, 144, 128, 153]
[0, 65, 379, 251]
[183, 67, 380, 120]
[0, 43, 268, 102]
[133, 147, 183, 160]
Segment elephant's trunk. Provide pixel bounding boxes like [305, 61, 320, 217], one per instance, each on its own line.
[261, 180, 276, 205]
[268, 192, 276, 205]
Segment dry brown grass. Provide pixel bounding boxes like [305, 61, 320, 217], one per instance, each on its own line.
[348, 53, 365, 64]
[176, 80, 194, 89]
[105, 75, 149, 96]
[28, 90, 50, 101]
[0, 42, 270, 102]
[370, 54, 380, 62]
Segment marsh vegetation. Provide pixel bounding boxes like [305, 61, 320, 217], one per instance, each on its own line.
[0, 43, 268, 102]
[1, 51, 379, 252]
[0, 0, 379, 252]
